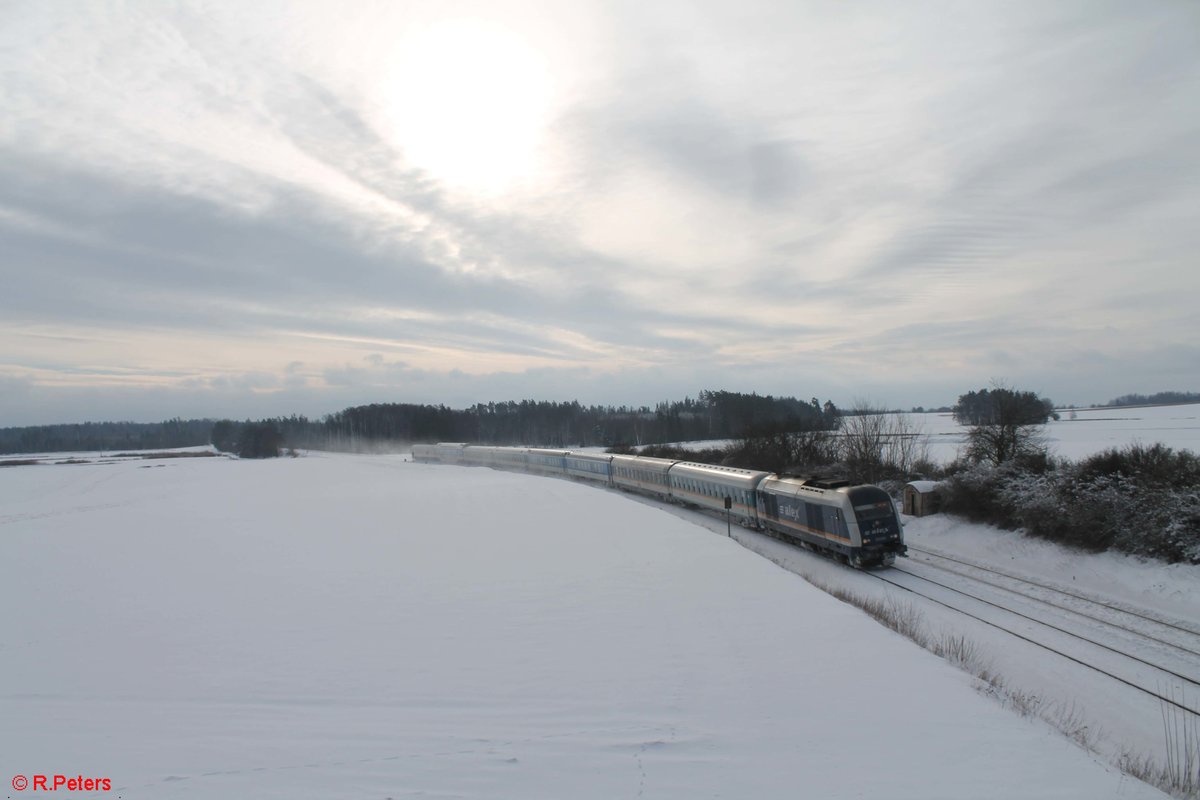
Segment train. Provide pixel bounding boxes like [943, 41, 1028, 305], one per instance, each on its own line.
[412, 443, 907, 568]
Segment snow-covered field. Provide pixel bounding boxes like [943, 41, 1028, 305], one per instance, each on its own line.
[647, 403, 1200, 464]
[919, 402, 1200, 463]
[0, 453, 1168, 798]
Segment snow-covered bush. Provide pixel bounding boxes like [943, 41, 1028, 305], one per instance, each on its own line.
[939, 461, 1023, 528]
[940, 445, 1200, 563]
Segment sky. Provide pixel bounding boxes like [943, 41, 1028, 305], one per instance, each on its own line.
[2, 0, 1198, 426]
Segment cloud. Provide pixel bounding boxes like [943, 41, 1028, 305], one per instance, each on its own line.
[0, 0, 1197, 426]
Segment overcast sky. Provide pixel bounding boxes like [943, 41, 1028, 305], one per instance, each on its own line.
[2, 1, 1198, 425]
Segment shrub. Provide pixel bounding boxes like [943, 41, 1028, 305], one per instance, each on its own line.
[940, 445, 1200, 563]
[1078, 443, 1200, 489]
[939, 462, 1022, 528]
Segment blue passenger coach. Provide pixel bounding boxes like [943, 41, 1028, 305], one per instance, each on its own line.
[564, 452, 613, 483]
[610, 454, 675, 495]
[415, 443, 906, 568]
[667, 461, 769, 526]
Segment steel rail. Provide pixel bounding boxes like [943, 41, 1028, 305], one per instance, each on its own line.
[870, 568, 1200, 717]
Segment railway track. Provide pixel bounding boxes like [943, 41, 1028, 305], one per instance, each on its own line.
[907, 545, 1200, 649]
[607, 485, 1200, 717]
[870, 554, 1200, 717]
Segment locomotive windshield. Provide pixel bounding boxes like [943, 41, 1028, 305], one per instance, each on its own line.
[854, 500, 895, 520]
[847, 487, 898, 531]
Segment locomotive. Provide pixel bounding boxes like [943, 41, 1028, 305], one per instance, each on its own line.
[411, 443, 906, 568]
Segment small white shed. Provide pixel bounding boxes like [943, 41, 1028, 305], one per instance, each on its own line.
[903, 481, 942, 517]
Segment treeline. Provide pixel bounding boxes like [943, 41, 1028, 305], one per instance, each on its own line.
[1105, 390, 1200, 407]
[0, 389, 840, 456]
[212, 390, 841, 455]
[0, 418, 213, 455]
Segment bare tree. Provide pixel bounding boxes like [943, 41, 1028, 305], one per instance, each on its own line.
[838, 403, 929, 484]
[839, 405, 890, 483]
[954, 384, 1054, 465]
[884, 411, 931, 477]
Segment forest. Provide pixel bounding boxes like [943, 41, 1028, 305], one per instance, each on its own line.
[0, 418, 213, 455]
[1104, 390, 1200, 407]
[213, 391, 840, 455]
[0, 390, 838, 455]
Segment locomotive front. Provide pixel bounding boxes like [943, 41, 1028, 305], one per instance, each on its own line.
[845, 486, 907, 567]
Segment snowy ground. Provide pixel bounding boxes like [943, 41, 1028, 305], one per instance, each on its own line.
[918, 402, 1200, 463]
[0, 453, 1167, 798]
[644, 403, 1200, 464]
[904, 514, 1200, 627]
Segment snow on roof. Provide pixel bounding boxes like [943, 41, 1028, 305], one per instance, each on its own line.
[905, 480, 942, 493]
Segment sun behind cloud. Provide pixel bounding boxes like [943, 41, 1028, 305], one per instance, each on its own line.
[380, 18, 554, 196]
